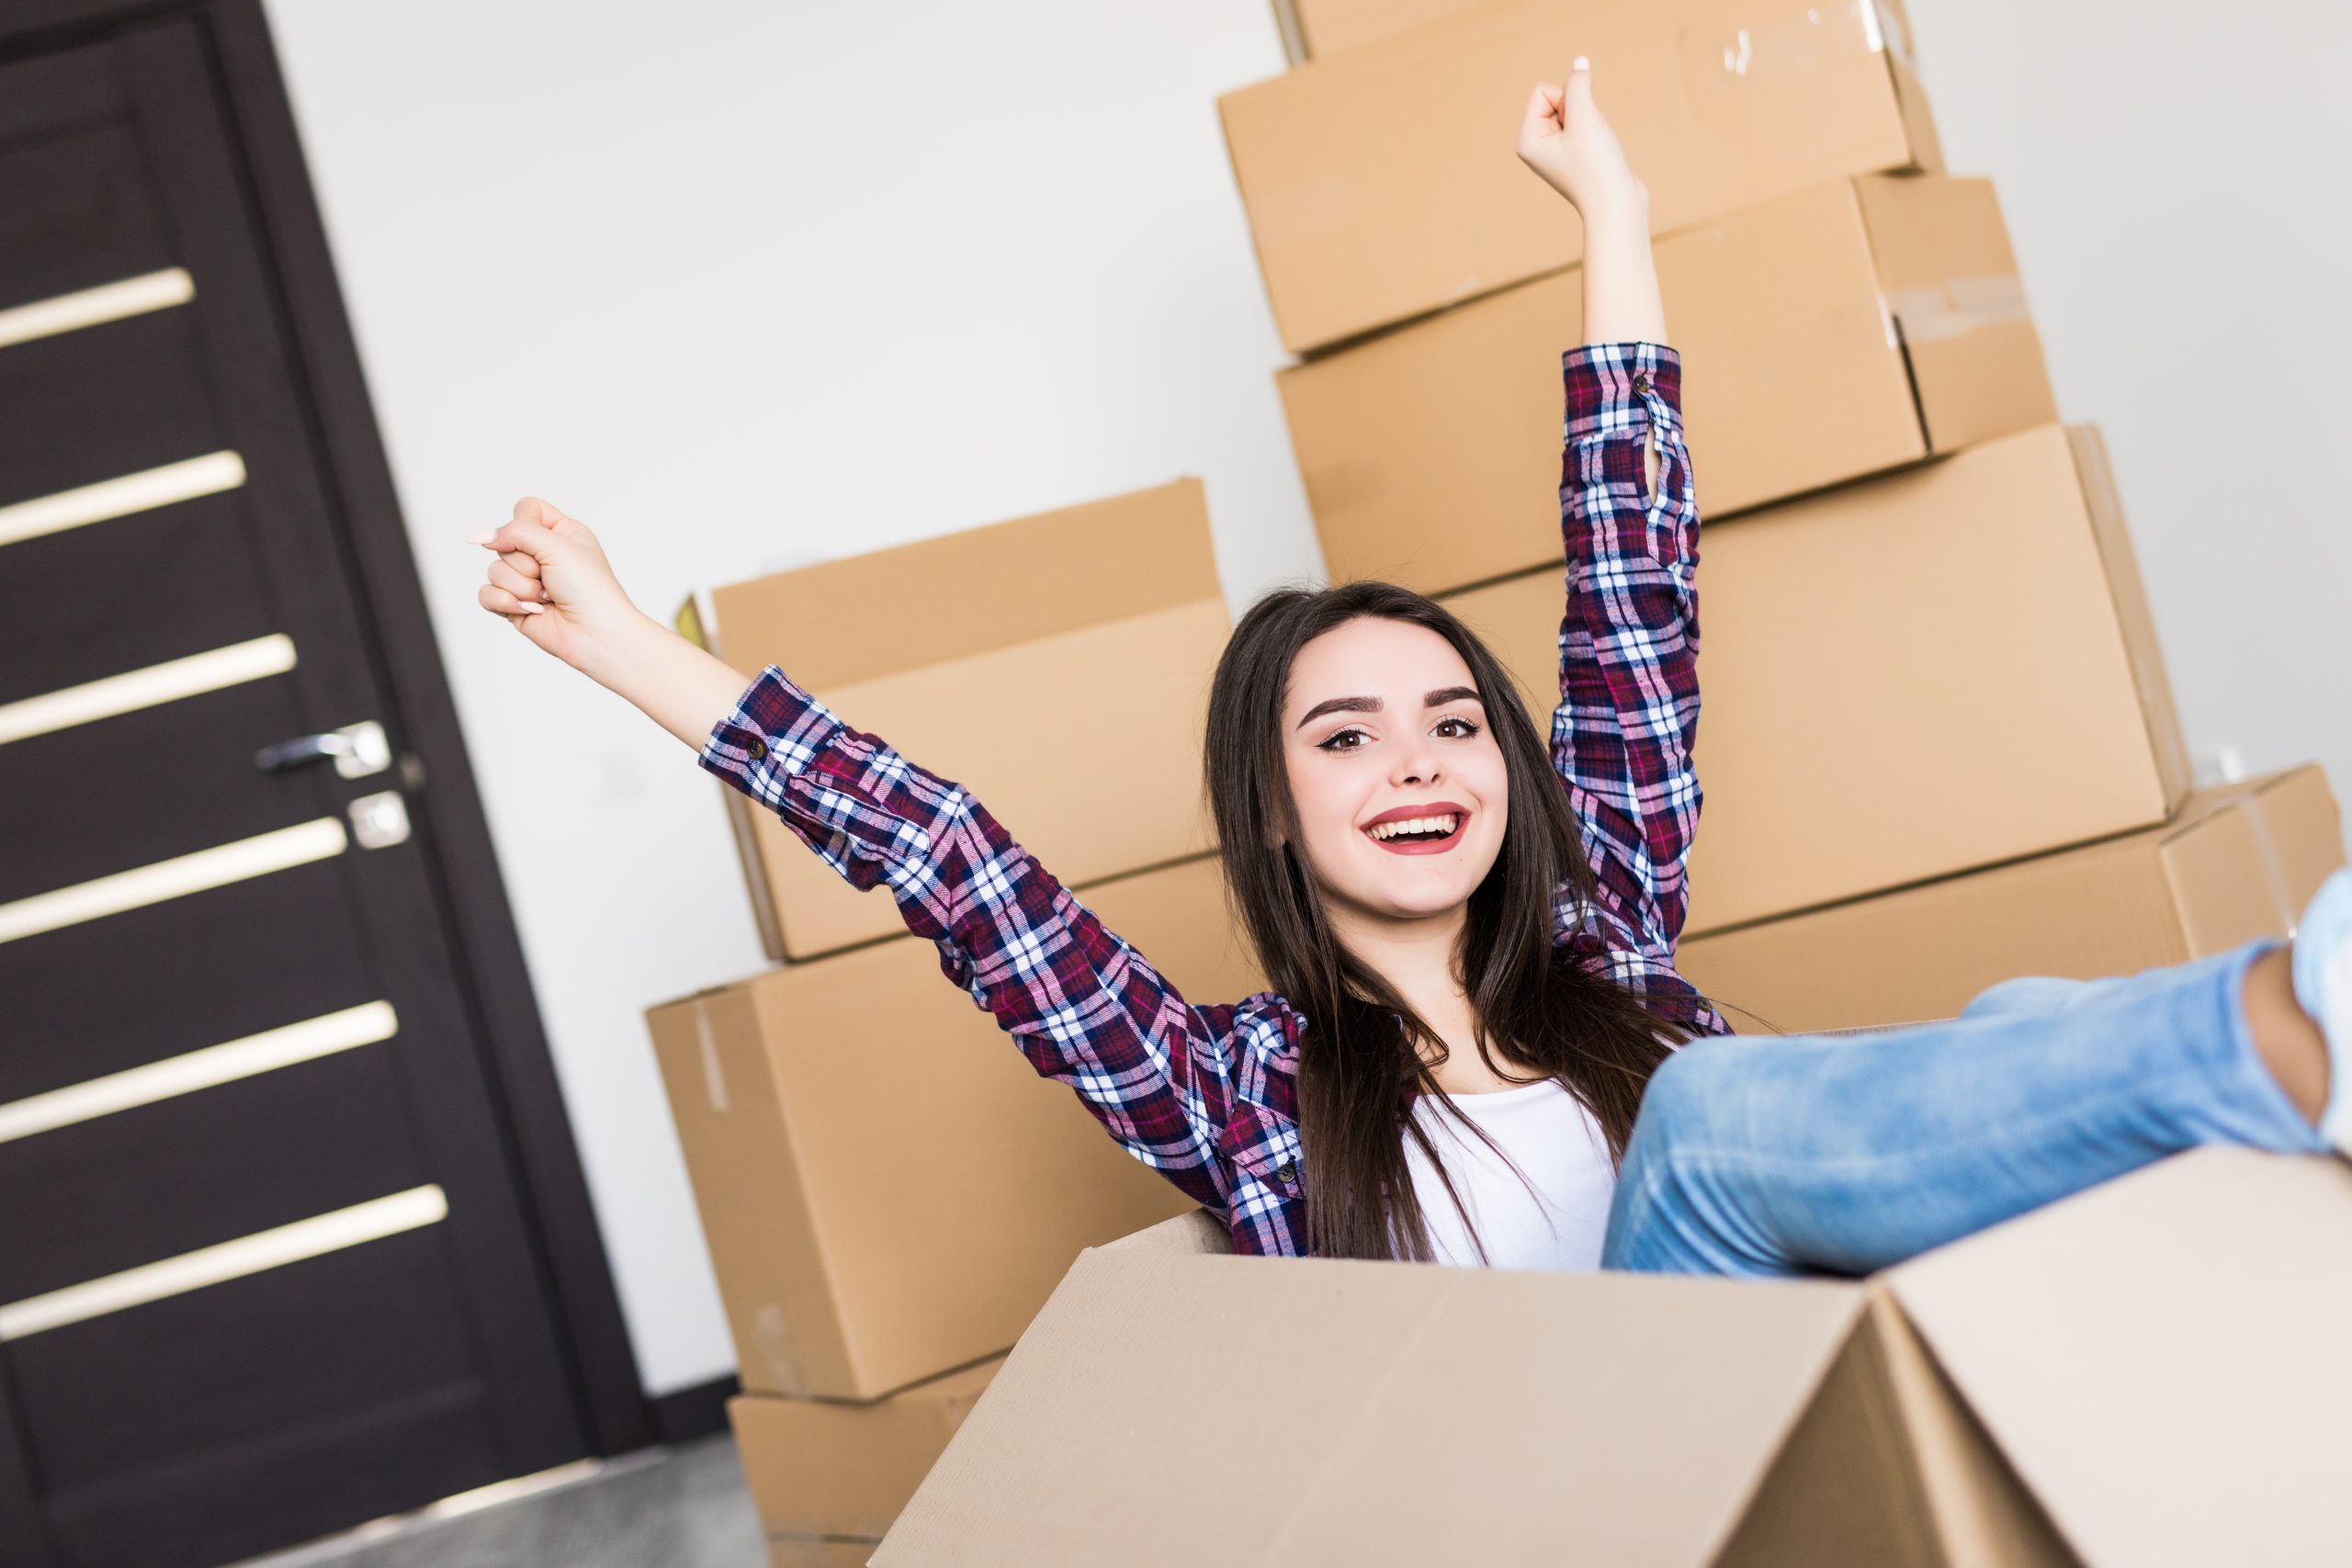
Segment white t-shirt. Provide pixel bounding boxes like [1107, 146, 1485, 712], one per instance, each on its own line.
[1399, 1077, 1618, 1271]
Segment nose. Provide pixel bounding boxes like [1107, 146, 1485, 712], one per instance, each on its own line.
[1394, 734, 1442, 788]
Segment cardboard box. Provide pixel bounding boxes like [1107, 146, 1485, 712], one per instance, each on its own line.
[681, 479, 1227, 961]
[1680, 766, 2345, 1034]
[647, 853, 1261, 1402]
[873, 1147, 2352, 1565]
[767, 1540, 873, 1568]
[1283, 174, 2053, 594]
[1292, 0, 1924, 60]
[1445, 423, 2191, 936]
[1220, 0, 1942, 353]
[732, 1358, 1001, 1540]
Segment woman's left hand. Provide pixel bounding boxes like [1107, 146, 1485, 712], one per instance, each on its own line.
[1515, 59, 1648, 230]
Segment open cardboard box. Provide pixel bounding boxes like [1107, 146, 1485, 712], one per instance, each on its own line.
[873, 1146, 2352, 1565]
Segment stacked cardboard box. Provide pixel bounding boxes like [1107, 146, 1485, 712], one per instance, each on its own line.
[650, 482, 1265, 1556]
[844, 3, 2352, 1560]
[1226, 0, 2345, 1000]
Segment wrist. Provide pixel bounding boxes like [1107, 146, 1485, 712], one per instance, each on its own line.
[572, 606, 669, 694]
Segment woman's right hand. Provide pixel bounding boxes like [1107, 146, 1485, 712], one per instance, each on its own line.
[471, 496, 644, 676]
[1515, 58, 1648, 230]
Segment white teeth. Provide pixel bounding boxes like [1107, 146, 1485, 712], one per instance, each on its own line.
[1369, 814, 1460, 841]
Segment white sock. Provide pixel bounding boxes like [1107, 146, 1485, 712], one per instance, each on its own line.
[2289, 867, 2352, 1152]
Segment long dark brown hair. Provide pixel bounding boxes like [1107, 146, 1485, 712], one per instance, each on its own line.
[1205, 581, 1702, 1262]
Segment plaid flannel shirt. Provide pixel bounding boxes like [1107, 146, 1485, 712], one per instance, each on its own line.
[699, 341, 1724, 1259]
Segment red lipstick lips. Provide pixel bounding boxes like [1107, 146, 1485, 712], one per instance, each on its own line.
[1362, 801, 1470, 855]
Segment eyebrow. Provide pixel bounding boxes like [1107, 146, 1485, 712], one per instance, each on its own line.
[1294, 686, 1484, 730]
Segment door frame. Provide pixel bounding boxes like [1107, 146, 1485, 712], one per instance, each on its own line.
[0, 0, 652, 1483]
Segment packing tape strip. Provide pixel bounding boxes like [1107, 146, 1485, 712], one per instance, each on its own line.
[1702, 0, 1880, 79]
[695, 997, 729, 1113]
[755, 1301, 811, 1399]
[1882, 277, 2030, 345]
[2241, 788, 2302, 940]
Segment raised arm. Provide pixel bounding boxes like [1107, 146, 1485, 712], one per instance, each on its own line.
[1515, 62, 1705, 975]
[470, 502, 1249, 1214]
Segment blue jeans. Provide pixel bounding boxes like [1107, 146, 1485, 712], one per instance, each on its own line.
[1600, 941, 2331, 1275]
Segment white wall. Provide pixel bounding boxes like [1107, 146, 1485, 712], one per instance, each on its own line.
[262, 0, 1314, 1395]
[1896, 0, 2352, 793]
[265, 0, 2351, 1397]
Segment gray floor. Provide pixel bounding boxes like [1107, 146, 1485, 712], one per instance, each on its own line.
[234, 1435, 770, 1568]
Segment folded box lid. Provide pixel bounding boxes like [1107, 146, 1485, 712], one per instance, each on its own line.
[876, 1247, 1886, 1565]
[1886, 1148, 2352, 1568]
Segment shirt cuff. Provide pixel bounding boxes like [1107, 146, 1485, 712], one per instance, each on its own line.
[1563, 342, 1681, 442]
[698, 664, 843, 784]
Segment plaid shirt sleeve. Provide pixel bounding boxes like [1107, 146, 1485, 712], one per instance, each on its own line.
[1550, 343, 1724, 1034]
[699, 667, 1241, 1212]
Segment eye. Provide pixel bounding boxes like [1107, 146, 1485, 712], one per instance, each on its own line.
[1436, 716, 1481, 739]
[1317, 728, 1370, 752]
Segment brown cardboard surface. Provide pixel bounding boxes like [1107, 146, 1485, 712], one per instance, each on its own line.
[1444, 423, 2191, 937]
[731, 1359, 1002, 1538]
[1889, 1150, 2352, 1566]
[1678, 766, 2344, 1034]
[1221, 0, 1939, 353]
[689, 479, 1227, 960]
[1280, 175, 2052, 594]
[879, 1150, 2342, 1564]
[1293, 0, 1490, 56]
[876, 1249, 1867, 1565]
[648, 853, 1262, 1401]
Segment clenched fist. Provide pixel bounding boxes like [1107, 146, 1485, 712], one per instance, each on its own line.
[471, 497, 643, 674]
[1514, 58, 1647, 228]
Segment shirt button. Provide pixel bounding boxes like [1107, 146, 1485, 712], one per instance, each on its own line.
[1274, 1160, 1296, 1185]
[746, 739, 767, 761]
[1632, 372, 1654, 395]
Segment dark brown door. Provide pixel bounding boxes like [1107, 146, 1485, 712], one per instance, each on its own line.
[0, 17, 606, 1567]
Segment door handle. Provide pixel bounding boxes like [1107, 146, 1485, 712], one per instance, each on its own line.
[254, 719, 392, 780]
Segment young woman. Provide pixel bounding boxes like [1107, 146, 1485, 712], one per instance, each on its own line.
[473, 63, 2349, 1278]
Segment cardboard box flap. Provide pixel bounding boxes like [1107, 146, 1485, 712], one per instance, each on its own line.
[1886, 1149, 2352, 1567]
[878, 1248, 1872, 1565]
[1852, 174, 2052, 451]
[1095, 1207, 1232, 1256]
[707, 478, 1217, 691]
[2161, 766, 2343, 956]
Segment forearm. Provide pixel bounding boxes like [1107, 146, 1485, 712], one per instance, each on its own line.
[1579, 208, 1667, 347]
[575, 612, 755, 750]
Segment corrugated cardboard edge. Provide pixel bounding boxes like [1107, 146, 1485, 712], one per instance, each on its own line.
[2067, 424, 2193, 812]
[1268, 0, 1308, 64]
[1855, 1292, 2079, 1565]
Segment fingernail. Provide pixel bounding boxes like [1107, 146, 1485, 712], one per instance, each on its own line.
[519, 602, 546, 615]
[467, 530, 497, 546]
[1573, 55, 1589, 71]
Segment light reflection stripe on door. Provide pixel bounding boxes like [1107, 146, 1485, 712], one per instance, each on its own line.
[0, 817, 348, 947]
[0, 1001, 398, 1146]
[0, 267, 196, 351]
[0, 1186, 449, 1340]
[0, 634, 297, 746]
[0, 449, 246, 549]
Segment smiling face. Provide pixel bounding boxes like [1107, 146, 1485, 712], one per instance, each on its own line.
[1279, 615, 1510, 928]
